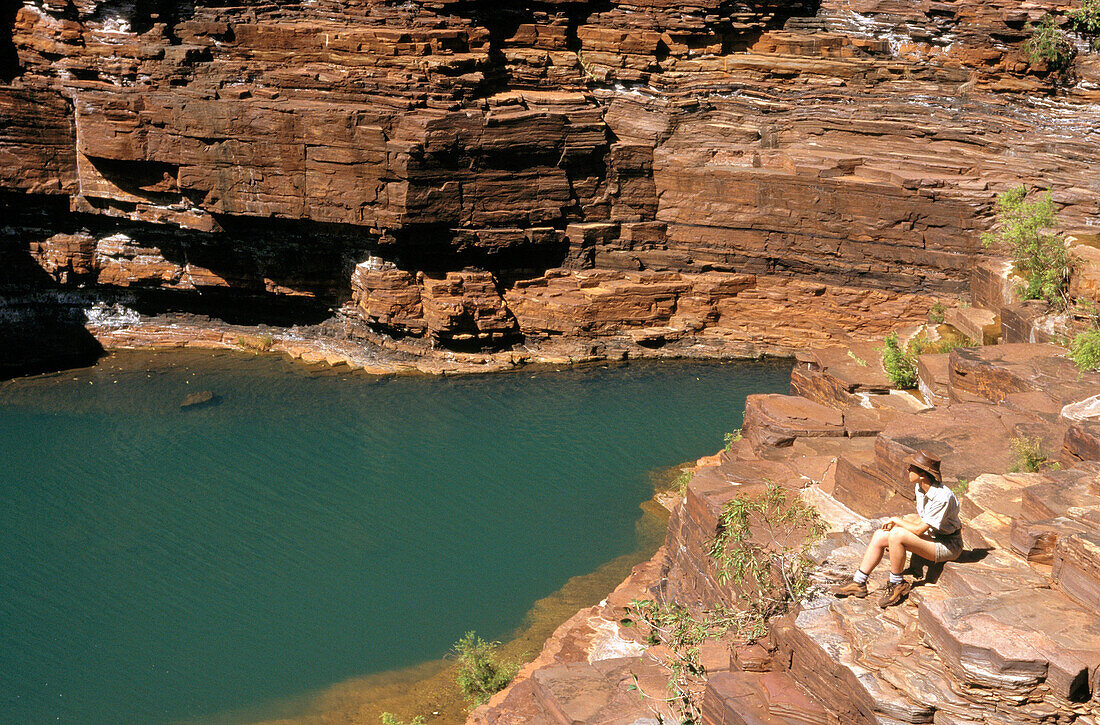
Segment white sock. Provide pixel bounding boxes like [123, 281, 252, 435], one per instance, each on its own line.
[853, 569, 869, 584]
[889, 573, 904, 585]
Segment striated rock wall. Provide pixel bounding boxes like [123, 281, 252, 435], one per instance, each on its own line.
[3, 0, 1100, 372]
[476, 334, 1100, 725]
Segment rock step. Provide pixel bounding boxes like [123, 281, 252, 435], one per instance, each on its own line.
[932, 546, 1050, 599]
[740, 393, 900, 456]
[917, 585, 1100, 708]
[943, 307, 999, 346]
[948, 344, 1100, 411]
[970, 259, 1017, 313]
[787, 602, 934, 725]
[828, 594, 922, 672]
[1065, 420, 1100, 465]
[832, 450, 911, 518]
[529, 657, 673, 725]
[915, 352, 950, 407]
[741, 394, 845, 452]
[1018, 467, 1100, 526]
[790, 344, 892, 410]
[1053, 532, 1100, 612]
[1010, 516, 1084, 566]
[702, 670, 829, 725]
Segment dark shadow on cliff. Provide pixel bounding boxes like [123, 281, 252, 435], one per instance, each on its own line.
[385, 223, 571, 285]
[1, 0, 23, 81]
[1, 194, 364, 354]
[0, 198, 104, 380]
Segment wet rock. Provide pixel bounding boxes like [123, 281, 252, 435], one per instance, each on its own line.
[180, 390, 217, 409]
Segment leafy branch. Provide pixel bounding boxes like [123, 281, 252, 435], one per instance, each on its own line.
[707, 483, 827, 633]
[622, 600, 745, 724]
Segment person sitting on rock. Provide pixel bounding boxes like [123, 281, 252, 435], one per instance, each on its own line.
[831, 450, 964, 608]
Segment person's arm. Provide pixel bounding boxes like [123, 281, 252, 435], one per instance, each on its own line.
[880, 516, 931, 535]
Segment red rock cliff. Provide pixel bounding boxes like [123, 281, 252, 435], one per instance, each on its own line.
[2, 0, 1099, 371]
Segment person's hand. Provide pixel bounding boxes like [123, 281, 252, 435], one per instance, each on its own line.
[880, 519, 896, 531]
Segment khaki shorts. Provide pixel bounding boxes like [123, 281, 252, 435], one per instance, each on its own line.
[932, 532, 964, 562]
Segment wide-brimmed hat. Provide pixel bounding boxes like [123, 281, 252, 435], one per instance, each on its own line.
[904, 450, 942, 483]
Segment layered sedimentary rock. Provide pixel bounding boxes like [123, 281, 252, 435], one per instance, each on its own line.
[476, 321, 1100, 725]
[3, 0, 1100, 373]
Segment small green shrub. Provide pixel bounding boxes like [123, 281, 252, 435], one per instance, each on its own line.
[927, 301, 946, 325]
[880, 332, 976, 389]
[381, 714, 426, 725]
[623, 600, 742, 724]
[723, 428, 742, 452]
[672, 468, 693, 494]
[1023, 14, 1077, 70]
[1010, 436, 1050, 473]
[1069, 0, 1100, 51]
[881, 332, 919, 389]
[1070, 328, 1100, 371]
[951, 479, 970, 496]
[707, 483, 827, 631]
[452, 631, 520, 706]
[981, 186, 1069, 306]
[238, 333, 274, 352]
[626, 485, 824, 724]
[576, 51, 598, 82]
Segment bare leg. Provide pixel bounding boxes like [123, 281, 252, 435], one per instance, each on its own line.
[887, 528, 941, 574]
[859, 529, 891, 575]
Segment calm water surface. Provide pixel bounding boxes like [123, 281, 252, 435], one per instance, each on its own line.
[0, 351, 791, 724]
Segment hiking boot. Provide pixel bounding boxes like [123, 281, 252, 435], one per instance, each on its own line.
[878, 579, 911, 608]
[831, 579, 868, 598]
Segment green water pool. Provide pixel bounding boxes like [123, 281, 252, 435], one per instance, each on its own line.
[0, 351, 791, 724]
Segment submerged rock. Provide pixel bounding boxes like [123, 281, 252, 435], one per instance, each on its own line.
[180, 390, 217, 410]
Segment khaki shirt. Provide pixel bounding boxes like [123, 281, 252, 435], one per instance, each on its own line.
[915, 483, 961, 535]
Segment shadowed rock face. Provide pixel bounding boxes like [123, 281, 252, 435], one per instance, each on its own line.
[2, 0, 1100, 359]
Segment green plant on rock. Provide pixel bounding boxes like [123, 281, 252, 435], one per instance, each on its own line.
[1068, 0, 1100, 51]
[846, 349, 869, 367]
[380, 714, 426, 725]
[927, 301, 946, 325]
[881, 331, 978, 389]
[1070, 327, 1100, 372]
[723, 428, 742, 452]
[622, 599, 743, 724]
[707, 483, 827, 635]
[452, 631, 520, 706]
[1010, 436, 1051, 473]
[576, 51, 598, 82]
[1069, 298, 1100, 372]
[672, 467, 693, 494]
[238, 333, 274, 352]
[881, 332, 920, 389]
[981, 186, 1069, 306]
[1023, 14, 1077, 71]
[623, 485, 825, 724]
